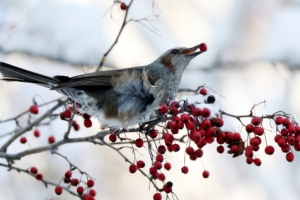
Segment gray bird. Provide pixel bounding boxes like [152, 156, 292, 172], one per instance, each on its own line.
[0, 44, 205, 128]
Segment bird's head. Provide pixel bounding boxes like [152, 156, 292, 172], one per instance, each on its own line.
[155, 43, 206, 76]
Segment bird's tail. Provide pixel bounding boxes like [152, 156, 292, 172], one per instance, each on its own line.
[0, 62, 60, 88]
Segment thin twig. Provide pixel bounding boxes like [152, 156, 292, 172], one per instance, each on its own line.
[96, 0, 134, 71]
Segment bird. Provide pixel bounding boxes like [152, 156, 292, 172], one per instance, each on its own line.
[0, 44, 206, 128]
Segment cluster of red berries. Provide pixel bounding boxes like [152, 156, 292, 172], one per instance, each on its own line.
[54, 170, 96, 199]
[125, 88, 220, 199]
[29, 166, 43, 181]
[60, 106, 93, 129]
[274, 116, 299, 162]
[244, 115, 299, 165]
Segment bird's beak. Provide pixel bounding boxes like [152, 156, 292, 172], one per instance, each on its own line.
[182, 44, 206, 58]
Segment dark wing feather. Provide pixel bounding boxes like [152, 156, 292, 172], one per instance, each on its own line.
[52, 66, 145, 89]
[0, 62, 60, 88]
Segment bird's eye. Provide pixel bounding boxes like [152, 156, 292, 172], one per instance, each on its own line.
[170, 49, 180, 54]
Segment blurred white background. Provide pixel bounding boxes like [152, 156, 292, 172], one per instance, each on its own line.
[0, 0, 300, 199]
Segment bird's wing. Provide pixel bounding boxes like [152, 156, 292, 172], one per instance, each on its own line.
[52, 66, 144, 89]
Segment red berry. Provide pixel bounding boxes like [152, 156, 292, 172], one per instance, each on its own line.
[254, 158, 261, 166]
[84, 119, 92, 128]
[60, 112, 66, 120]
[29, 105, 39, 114]
[77, 186, 84, 195]
[277, 138, 287, 147]
[159, 104, 168, 114]
[35, 173, 43, 180]
[295, 125, 300, 134]
[201, 108, 211, 118]
[89, 189, 96, 197]
[157, 145, 166, 154]
[246, 157, 253, 164]
[233, 133, 241, 141]
[149, 167, 158, 176]
[178, 121, 184, 129]
[149, 129, 158, 138]
[230, 145, 238, 154]
[65, 171, 72, 178]
[280, 128, 288, 136]
[82, 113, 91, 119]
[87, 179, 94, 187]
[63, 177, 71, 183]
[275, 116, 283, 125]
[136, 160, 145, 168]
[64, 109, 72, 118]
[20, 137, 27, 144]
[55, 186, 63, 195]
[33, 129, 40, 137]
[120, 2, 127, 10]
[287, 135, 295, 145]
[190, 152, 198, 160]
[170, 101, 179, 109]
[135, 138, 144, 148]
[216, 145, 224, 153]
[294, 143, 300, 151]
[185, 147, 195, 155]
[170, 107, 179, 115]
[73, 123, 80, 131]
[274, 134, 282, 143]
[201, 119, 211, 130]
[211, 117, 224, 127]
[226, 132, 234, 143]
[265, 145, 275, 155]
[195, 148, 203, 157]
[251, 117, 261, 126]
[253, 127, 264, 136]
[83, 194, 94, 200]
[281, 145, 290, 153]
[30, 167, 38, 174]
[202, 170, 209, 178]
[288, 125, 295, 134]
[71, 178, 79, 186]
[166, 181, 173, 188]
[295, 135, 300, 143]
[180, 114, 190, 123]
[181, 166, 189, 174]
[164, 162, 171, 170]
[168, 121, 178, 129]
[282, 118, 291, 127]
[199, 43, 207, 51]
[171, 143, 180, 152]
[245, 124, 254, 133]
[250, 137, 259, 147]
[199, 88, 207, 95]
[154, 161, 162, 169]
[204, 135, 214, 144]
[48, 136, 55, 144]
[153, 193, 162, 200]
[156, 154, 164, 162]
[185, 120, 194, 130]
[286, 152, 294, 162]
[109, 134, 117, 142]
[192, 107, 202, 117]
[129, 164, 137, 173]
[158, 173, 166, 181]
[163, 184, 172, 193]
